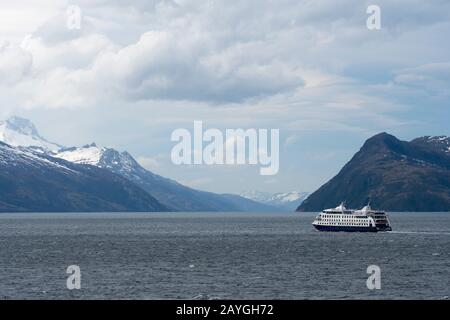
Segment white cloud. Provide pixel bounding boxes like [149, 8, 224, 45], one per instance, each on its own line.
[394, 63, 450, 96]
[0, 41, 32, 85]
[0, 1, 65, 42]
[137, 155, 162, 171]
[2, 0, 448, 115]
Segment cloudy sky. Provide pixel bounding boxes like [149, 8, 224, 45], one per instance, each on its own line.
[0, 0, 449, 194]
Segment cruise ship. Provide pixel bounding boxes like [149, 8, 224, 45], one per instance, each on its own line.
[312, 203, 392, 232]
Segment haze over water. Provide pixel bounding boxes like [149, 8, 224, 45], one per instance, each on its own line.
[0, 212, 448, 299]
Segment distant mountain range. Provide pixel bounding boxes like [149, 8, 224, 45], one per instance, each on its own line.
[297, 133, 450, 212]
[240, 191, 309, 211]
[0, 116, 275, 212]
[54, 143, 276, 212]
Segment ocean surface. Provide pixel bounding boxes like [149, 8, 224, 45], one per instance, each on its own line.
[0, 212, 448, 300]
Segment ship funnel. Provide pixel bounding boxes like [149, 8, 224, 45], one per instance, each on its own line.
[335, 202, 346, 211]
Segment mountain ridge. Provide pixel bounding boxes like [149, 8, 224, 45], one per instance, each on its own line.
[54, 143, 276, 212]
[297, 132, 450, 212]
[0, 141, 167, 212]
[0, 116, 275, 212]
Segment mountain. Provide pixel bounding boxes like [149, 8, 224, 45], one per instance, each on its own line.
[240, 191, 309, 211]
[0, 116, 274, 212]
[297, 133, 450, 212]
[410, 136, 450, 155]
[0, 116, 61, 152]
[0, 142, 167, 212]
[54, 143, 276, 212]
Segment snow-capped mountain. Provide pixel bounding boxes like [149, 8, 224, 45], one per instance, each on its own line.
[0, 116, 62, 152]
[411, 136, 450, 154]
[0, 116, 296, 212]
[240, 191, 309, 211]
[55, 143, 104, 166]
[0, 142, 74, 174]
[271, 192, 310, 203]
[0, 141, 166, 212]
[55, 143, 151, 176]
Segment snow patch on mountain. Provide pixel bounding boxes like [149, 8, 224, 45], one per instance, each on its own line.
[54, 143, 145, 175]
[0, 142, 76, 174]
[418, 135, 450, 154]
[273, 192, 307, 202]
[55, 143, 105, 166]
[0, 116, 62, 151]
[240, 191, 309, 210]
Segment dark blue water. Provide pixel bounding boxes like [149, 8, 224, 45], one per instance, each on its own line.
[0, 212, 448, 299]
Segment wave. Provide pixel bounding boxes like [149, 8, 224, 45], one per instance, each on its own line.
[388, 230, 450, 236]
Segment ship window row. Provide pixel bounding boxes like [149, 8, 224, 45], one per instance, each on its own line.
[321, 222, 368, 226]
[321, 217, 365, 221]
[320, 222, 368, 226]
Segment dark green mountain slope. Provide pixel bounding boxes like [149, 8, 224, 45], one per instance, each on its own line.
[0, 142, 166, 212]
[297, 133, 450, 212]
